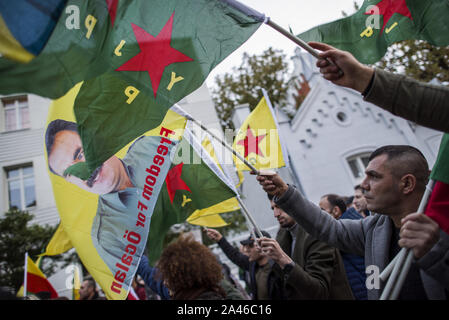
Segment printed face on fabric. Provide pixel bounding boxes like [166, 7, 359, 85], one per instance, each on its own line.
[360, 154, 401, 215]
[48, 124, 127, 195]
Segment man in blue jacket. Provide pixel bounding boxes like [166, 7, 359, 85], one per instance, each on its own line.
[320, 194, 367, 300]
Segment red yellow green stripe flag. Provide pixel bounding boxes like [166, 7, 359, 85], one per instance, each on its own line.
[17, 254, 58, 299]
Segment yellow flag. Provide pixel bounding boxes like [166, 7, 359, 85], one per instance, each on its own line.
[40, 223, 73, 256]
[73, 265, 80, 300]
[184, 136, 241, 228]
[45, 84, 187, 300]
[233, 94, 286, 171]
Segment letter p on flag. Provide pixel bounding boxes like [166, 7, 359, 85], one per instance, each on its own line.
[124, 86, 140, 104]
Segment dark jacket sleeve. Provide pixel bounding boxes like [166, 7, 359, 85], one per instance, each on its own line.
[364, 68, 449, 133]
[275, 185, 367, 256]
[217, 237, 250, 271]
[136, 255, 170, 300]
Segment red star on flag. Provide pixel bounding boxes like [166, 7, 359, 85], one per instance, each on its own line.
[237, 125, 266, 158]
[365, 0, 412, 34]
[165, 163, 191, 204]
[116, 12, 193, 97]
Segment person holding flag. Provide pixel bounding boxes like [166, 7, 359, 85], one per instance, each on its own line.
[255, 144, 449, 300]
[308, 41, 449, 133]
[310, 41, 449, 285]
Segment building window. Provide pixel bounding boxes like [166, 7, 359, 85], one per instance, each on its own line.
[347, 153, 371, 184]
[2, 95, 30, 131]
[5, 164, 36, 210]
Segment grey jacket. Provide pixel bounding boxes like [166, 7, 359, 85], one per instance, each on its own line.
[275, 186, 449, 300]
[364, 68, 449, 133]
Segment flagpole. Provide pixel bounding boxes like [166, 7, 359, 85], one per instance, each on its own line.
[379, 179, 435, 299]
[183, 113, 260, 174]
[236, 195, 263, 238]
[176, 105, 266, 237]
[23, 252, 28, 299]
[388, 179, 435, 300]
[265, 18, 342, 72]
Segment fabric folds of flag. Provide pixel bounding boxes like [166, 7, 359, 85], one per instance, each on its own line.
[297, 0, 449, 64]
[17, 255, 58, 299]
[146, 128, 239, 264]
[45, 85, 188, 300]
[1, 0, 263, 177]
[40, 223, 73, 257]
[425, 133, 449, 234]
[0, 0, 67, 63]
[233, 91, 288, 171]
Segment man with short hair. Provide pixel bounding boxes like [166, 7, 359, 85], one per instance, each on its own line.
[319, 194, 347, 219]
[206, 228, 284, 300]
[353, 185, 369, 217]
[79, 277, 99, 300]
[319, 194, 367, 300]
[259, 195, 354, 299]
[256, 145, 449, 299]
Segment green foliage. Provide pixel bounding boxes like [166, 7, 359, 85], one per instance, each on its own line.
[0, 209, 61, 291]
[376, 40, 449, 84]
[212, 47, 295, 130]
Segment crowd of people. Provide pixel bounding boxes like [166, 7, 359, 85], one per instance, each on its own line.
[5, 41, 448, 301]
[132, 41, 448, 301]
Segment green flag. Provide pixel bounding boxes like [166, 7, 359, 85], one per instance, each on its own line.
[146, 128, 238, 264]
[430, 133, 449, 184]
[0, 0, 263, 173]
[424, 133, 449, 234]
[298, 0, 449, 64]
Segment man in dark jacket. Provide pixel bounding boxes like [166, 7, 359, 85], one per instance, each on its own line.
[259, 196, 354, 300]
[206, 228, 285, 300]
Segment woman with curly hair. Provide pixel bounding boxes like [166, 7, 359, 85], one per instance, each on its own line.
[156, 233, 226, 300]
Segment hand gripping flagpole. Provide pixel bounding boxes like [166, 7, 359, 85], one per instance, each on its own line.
[183, 113, 260, 175]
[379, 179, 435, 300]
[388, 179, 435, 300]
[220, 0, 343, 77]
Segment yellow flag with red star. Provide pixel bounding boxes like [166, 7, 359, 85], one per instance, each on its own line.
[232, 91, 287, 171]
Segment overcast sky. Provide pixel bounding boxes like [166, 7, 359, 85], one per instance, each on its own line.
[205, 0, 364, 88]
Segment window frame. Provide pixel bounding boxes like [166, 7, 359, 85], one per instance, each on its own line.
[5, 163, 36, 211]
[2, 95, 30, 132]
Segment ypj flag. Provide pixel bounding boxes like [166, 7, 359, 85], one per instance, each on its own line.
[298, 0, 449, 64]
[425, 134, 449, 234]
[17, 254, 58, 299]
[45, 84, 188, 300]
[185, 135, 242, 228]
[0, 0, 264, 176]
[233, 90, 288, 171]
[146, 128, 239, 264]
